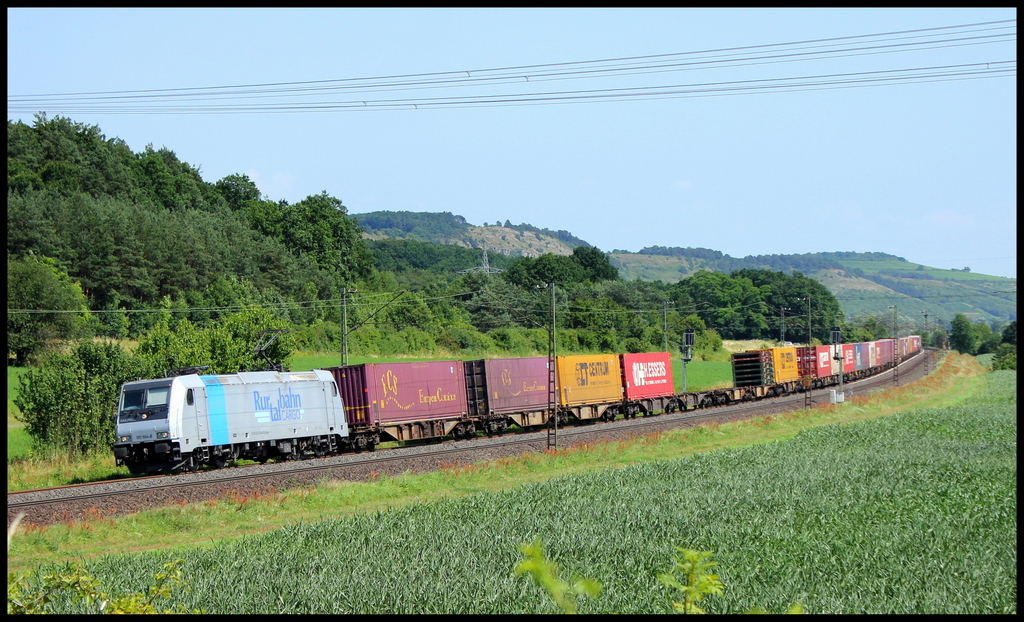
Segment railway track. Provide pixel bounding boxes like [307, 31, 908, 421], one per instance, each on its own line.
[8, 349, 933, 527]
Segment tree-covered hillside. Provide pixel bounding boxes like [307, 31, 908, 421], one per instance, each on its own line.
[8, 115, 370, 328]
[610, 247, 1015, 328]
[8, 114, 934, 372]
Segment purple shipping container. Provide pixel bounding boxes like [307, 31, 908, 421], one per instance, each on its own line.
[474, 356, 552, 414]
[854, 343, 866, 371]
[327, 361, 468, 427]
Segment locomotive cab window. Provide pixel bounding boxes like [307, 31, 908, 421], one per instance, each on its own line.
[146, 386, 170, 407]
[121, 389, 146, 410]
[118, 385, 172, 422]
[186, 389, 194, 406]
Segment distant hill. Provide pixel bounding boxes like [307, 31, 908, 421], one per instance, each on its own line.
[609, 247, 1016, 327]
[352, 212, 1016, 327]
[351, 211, 588, 258]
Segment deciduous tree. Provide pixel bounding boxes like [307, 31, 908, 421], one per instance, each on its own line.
[7, 255, 91, 365]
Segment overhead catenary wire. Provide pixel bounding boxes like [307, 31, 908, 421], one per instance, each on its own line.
[7, 20, 1014, 115]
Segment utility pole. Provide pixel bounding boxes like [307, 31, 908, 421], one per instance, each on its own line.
[888, 304, 899, 386]
[805, 297, 812, 345]
[780, 307, 791, 343]
[544, 283, 557, 450]
[341, 287, 357, 366]
[662, 303, 669, 353]
[831, 326, 844, 402]
[921, 310, 930, 374]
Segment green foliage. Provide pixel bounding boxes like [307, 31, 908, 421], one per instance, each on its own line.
[7, 548, 198, 614]
[949, 313, 976, 354]
[135, 308, 295, 374]
[657, 548, 724, 614]
[844, 315, 892, 342]
[7, 115, 368, 328]
[7, 255, 92, 364]
[672, 270, 769, 339]
[214, 173, 261, 211]
[352, 210, 471, 241]
[991, 343, 1016, 371]
[1000, 320, 1016, 345]
[521, 542, 805, 615]
[366, 239, 516, 278]
[515, 539, 602, 614]
[242, 191, 373, 285]
[502, 249, 619, 289]
[571, 246, 619, 282]
[13, 341, 154, 455]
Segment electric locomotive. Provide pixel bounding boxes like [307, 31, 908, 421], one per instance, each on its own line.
[113, 369, 347, 474]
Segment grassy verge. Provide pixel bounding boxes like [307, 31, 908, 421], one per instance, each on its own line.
[7, 352, 987, 575]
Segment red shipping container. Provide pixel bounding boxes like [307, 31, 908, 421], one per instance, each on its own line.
[796, 346, 816, 378]
[813, 345, 834, 377]
[841, 344, 856, 373]
[478, 356, 552, 414]
[327, 361, 468, 426]
[621, 352, 674, 400]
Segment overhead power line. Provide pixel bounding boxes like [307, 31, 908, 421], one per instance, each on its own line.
[8, 19, 1014, 115]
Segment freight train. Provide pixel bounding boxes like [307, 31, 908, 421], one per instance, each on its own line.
[113, 336, 921, 474]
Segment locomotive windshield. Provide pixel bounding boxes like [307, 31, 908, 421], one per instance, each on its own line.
[118, 384, 171, 422]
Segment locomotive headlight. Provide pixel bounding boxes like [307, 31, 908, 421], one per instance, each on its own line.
[119, 435, 130, 443]
[157, 431, 169, 439]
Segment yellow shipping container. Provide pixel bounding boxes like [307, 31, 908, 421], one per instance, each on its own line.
[771, 347, 800, 383]
[556, 354, 623, 406]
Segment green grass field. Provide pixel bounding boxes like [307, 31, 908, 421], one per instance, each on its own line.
[8, 357, 1014, 614]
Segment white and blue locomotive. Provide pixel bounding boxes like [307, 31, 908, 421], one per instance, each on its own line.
[113, 370, 347, 474]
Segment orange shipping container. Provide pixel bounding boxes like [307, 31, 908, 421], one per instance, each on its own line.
[556, 354, 623, 406]
[771, 347, 800, 383]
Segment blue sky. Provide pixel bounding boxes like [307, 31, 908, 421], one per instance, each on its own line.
[7, 8, 1017, 278]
